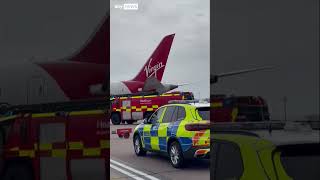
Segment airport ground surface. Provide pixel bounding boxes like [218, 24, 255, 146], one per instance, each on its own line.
[110, 121, 210, 180]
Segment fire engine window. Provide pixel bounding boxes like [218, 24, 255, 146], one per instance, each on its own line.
[122, 100, 130, 107]
[162, 106, 176, 123]
[214, 142, 243, 180]
[71, 159, 105, 180]
[40, 157, 66, 180]
[176, 107, 186, 121]
[20, 119, 28, 143]
[40, 123, 65, 144]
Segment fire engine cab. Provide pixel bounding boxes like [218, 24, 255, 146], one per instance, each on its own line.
[0, 100, 109, 180]
[211, 95, 270, 122]
[110, 92, 194, 125]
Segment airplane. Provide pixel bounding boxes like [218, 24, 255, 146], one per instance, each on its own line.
[0, 13, 179, 112]
[0, 14, 109, 110]
[108, 33, 179, 97]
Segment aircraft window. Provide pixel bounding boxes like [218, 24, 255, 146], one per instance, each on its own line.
[162, 106, 176, 123]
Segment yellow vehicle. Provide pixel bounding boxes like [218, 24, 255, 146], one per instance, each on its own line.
[133, 101, 210, 168]
[211, 122, 320, 180]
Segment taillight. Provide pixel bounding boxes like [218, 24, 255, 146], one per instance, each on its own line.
[185, 122, 210, 131]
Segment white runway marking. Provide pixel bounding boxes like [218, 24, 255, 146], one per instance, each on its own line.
[110, 164, 145, 180]
[110, 159, 160, 180]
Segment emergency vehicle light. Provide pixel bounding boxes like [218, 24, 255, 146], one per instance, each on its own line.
[168, 100, 199, 104]
[185, 122, 210, 131]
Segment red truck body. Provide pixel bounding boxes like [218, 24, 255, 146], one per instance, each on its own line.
[0, 106, 109, 180]
[211, 95, 270, 122]
[110, 92, 194, 125]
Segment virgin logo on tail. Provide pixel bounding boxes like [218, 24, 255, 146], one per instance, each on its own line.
[144, 58, 165, 78]
[131, 34, 174, 83]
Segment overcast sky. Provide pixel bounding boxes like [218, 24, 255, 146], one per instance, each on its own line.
[110, 0, 210, 99]
[212, 0, 319, 120]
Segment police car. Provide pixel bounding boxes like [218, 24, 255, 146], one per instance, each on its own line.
[133, 100, 210, 168]
[211, 121, 320, 180]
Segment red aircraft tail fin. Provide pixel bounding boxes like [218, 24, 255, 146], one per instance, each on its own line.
[69, 15, 109, 64]
[132, 34, 175, 82]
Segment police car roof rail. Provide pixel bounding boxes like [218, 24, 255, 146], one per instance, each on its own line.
[211, 121, 285, 131]
[211, 130, 260, 137]
[211, 120, 319, 132]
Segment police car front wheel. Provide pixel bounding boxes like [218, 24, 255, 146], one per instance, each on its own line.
[133, 135, 146, 156]
[169, 141, 185, 168]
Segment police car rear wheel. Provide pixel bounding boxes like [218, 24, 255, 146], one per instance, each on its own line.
[169, 142, 185, 168]
[134, 135, 146, 156]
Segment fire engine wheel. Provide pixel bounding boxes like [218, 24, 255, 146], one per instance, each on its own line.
[169, 141, 185, 168]
[3, 162, 33, 180]
[133, 135, 147, 156]
[111, 113, 121, 125]
[0, 103, 10, 115]
[126, 120, 134, 124]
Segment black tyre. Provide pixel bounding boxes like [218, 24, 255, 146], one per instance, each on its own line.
[111, 113, 121, 125]
[133, 135, 147, 156]
[169, 141, 185, 168]
[126, 120, 134, 125]
[0, 103, 11, 115]
[3, 163, 33, 180]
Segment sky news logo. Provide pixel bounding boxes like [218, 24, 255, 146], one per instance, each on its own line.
[114, 3, 138, 10]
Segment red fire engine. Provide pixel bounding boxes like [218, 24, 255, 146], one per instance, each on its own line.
[110, 91, 194, 125]
[0, 100, 109, 180]
[211, 95, 270, 122]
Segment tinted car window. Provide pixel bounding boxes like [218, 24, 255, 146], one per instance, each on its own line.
[171, 107, 178, 122]
[162, 106, 176, 123]
[215, 142, 243, 180]
[276, 144, 320, 180]
[176, 107, 186, 121]
[197, 107, 210, 120]
[211, 142, 219, 175]
[150, 107, 165, 123]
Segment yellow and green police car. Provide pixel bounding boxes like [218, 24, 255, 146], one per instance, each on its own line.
[133, 101, 210, 168]
[211, 122, 320, 180]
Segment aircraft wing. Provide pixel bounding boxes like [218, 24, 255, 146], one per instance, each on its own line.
[142, 76, 171, 94]
[211, 66, 274, 84]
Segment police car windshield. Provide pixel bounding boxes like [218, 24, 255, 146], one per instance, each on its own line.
[196, 107, 210, 120]
[274, 143, 320, 180]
